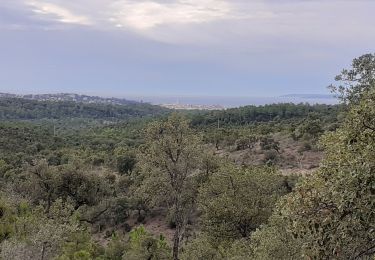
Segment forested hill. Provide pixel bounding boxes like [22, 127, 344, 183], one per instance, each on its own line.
[0, 92, 139, 106]
[0, 96, 344, 126]
[190, 103, 343, 126]
[0, 97, 169, 120]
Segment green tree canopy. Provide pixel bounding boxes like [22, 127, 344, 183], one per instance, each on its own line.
[253, 53, 375, 259]
[198, 165, 287, 243]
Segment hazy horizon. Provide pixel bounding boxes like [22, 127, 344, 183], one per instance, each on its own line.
[0, 90, 338, 108]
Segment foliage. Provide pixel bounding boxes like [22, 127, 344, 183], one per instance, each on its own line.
[249, 213, 302, 260]
[190, 103, 341, 127]
[0, 196, 79, 260]
[0, 98, 168, 120]
[292, 113, 324, 141]
[198, 165, 287, 243]
[329, 53, 375, 104]
[123, 226, 171, 260]
[1, 54, 375, 259]
[252, 53, 375, 259]
[235, 135, 257, 151]
[57, 230, 103, 260]
[259, 136, 280, 152]
[137, 113, 202, 260]
[25, 161, 113, 211]
[115, 147, 137, 175]
[101, 234, 127, 260]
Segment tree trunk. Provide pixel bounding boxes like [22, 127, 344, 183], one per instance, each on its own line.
[40, 242, 47, 260]
[45, 192, 52, 214]
[172, 228, 180, 260]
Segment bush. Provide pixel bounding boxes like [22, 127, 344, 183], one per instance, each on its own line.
[263, 150, 278, 164]
[297, 141, 312, 153]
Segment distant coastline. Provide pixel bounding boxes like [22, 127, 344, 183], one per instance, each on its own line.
[280, 94, 336, 99]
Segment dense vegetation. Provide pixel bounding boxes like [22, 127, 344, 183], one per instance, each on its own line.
[0, 54, 374, 260]
[0, 98, 168, 120]
[190, 103, 341, 127]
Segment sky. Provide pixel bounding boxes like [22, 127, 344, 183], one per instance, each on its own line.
[0, 0, 374, 98]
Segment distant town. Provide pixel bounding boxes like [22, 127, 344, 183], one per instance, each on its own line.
[159, 103, 225, 110]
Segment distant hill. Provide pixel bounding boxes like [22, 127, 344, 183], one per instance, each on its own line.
[281, 94, 336, 99]
[0, 94, 169, 121]
[0, 92, 140, 106]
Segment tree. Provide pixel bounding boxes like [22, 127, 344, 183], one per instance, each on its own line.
[56, 230, 103, 260]
[204, 129, 227, 150]
[115, 147, 137, 175]
[181, 234, 221, 260]
[0, 197, 79, 260]
[293, 113, 324, 141]
[235, 135, 257, 151]
[101, 233, 127, 260]
[329, 53, 375, 104]
[259, 136, 280, 153]
[123, 226, 171, 260]
[138, 113, 201, 260]
[198, 151, 221, 184]
[198, 165, 286, 244]
[56, 164, 112, 209]
[253, 54, 375, 259]
[0, 196, 18, 243]
[26, 161, 112, 211]
[249, 213, 302, 260]
[26, 160, 59, 213]
[0, 159, 11, 177]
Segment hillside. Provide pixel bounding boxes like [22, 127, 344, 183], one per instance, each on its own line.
[0, 93, 139, 106]
[1, 55, 374, 260]
[0, 97, 169, 120]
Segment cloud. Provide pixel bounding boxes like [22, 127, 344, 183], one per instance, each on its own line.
[27, 1, 92, 25]
[108, 0, 234, 30]
[103, 0, 279, 43]
[17, 0, 275, 31]
[2, 0, 375, 46]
